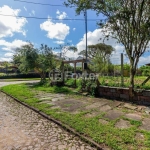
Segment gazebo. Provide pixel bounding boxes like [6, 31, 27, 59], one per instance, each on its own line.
[62, 57, 87, 86]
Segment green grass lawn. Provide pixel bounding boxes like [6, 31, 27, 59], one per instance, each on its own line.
[1, 83, 150, 150]
[98, 76, 150, 89]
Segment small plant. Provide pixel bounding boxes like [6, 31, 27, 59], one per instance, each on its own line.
[65, 78, 75, 87]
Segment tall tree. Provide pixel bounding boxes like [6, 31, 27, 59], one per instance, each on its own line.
[79, 43, 114, 59]
[65, 0, 150, 89]
[79, 43, 114, 73]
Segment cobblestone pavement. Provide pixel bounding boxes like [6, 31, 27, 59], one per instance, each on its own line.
[0, 92, 96, 150]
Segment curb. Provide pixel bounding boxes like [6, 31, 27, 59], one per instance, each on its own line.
[1, 90, 105, 150]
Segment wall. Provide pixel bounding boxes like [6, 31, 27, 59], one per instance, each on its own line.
[98, 86, 150, 105]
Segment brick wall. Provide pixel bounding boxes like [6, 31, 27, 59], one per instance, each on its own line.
[98, 86, 150, 105]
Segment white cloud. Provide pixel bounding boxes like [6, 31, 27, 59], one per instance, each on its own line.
[73, 28, 150, 66]
[0, 39, 28, 62]
[56, 10, 67, 20]
[24, 6, 27, 11]
[0, 39, 28, 51]
[54, 41, 65, 44]
[0, 57, 12, 62]
[56, 10, 60, 15]
[32, 10, 35, 15]
[0, 5, 27, 38]
[40, 18, 70, 40]
[63, 29, 125, 62]
[139, 55, 150, 66]
[67, 40, 72, 43]
[73, 28, 76, 31]
[4, 52, 14, 57]
[76, 29, 119, 53]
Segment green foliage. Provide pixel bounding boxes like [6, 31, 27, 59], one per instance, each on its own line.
[77, 79, 97, 96]
[13, 43, 55, 81]
[65, 78, 75, 87]
[139, 65, 150, 76]
[98, 76, 150, 89]
[65, 0, 150, 88]
[79, 43, 114, 73]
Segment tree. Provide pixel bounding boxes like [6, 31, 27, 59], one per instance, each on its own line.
[139, 65, 150, 76]
[79, 43, 114, 73]
[65, 0, 150, 89]
[13, 43, 55, 81]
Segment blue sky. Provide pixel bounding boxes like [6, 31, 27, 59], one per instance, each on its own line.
[0, 0, 150, 66]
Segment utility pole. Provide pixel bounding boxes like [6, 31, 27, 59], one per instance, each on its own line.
[83, 9, 88, 74]
[85, 9, 88, 62]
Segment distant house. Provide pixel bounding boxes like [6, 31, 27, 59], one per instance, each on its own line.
[146, 63, 150, 66]
[0, 61, 7, 66]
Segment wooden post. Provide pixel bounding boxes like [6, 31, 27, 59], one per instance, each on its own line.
[74, 62, 76, 87]
[82, 61, 84, 72]
[121, 53, 124, 86]
[62, 62, 65, 84]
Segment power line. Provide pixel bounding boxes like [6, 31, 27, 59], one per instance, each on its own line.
[0, 13, 104, 21]
[14, 0, 67, 7]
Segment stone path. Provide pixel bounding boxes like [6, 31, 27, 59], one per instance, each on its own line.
[0, 92, 96, 150]
[35, 91, 150, 131]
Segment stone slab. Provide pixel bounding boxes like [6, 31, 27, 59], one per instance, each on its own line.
[115, 119, 132, 129]
[139, 118, 150, 131]
[124, 113, 142, 121]
[99, 105, 112, 112]
[51, 98, 59, 102]
[104, 110, 124, 120]
[40, 97, 52, 100]
[85, 101, 108, 110]
[54, 99, 86, 113]
[53, 94, 66, 97]
[145, 107, 150, 114]
[124, 103, 137, 110]
[109, 101, 123, 108]
[39, 101, 54, 105]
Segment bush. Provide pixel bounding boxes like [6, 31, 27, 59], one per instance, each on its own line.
[65, 78, 75, 87]
[0, 73, 40, 79]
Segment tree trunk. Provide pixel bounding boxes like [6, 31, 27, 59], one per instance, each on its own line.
[130, 69, 134, 88]
[129, 65, 136, 98]
[41, 72, 46, 81]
